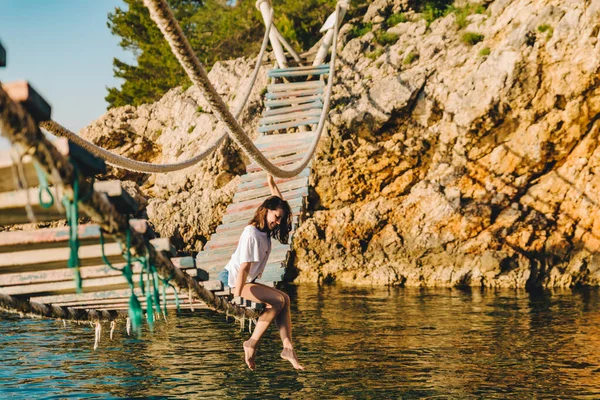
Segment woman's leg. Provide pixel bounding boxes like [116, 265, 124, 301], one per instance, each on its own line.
[242, 283, 303, 370]
[239, 283, 286, 370]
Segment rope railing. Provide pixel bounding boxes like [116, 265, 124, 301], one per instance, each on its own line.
[40, 8, 275, 174]
[143, 0, 347, 178]
[0, 84, 260, 323]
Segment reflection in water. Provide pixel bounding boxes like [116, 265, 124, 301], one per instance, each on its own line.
[1, 285, 599, 399]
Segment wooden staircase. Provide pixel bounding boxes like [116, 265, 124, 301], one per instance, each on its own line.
[195, 64, 327, 286]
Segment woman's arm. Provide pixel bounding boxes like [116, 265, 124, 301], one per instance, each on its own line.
[267, 174, 283, 199]
[233, 262, 252, 297]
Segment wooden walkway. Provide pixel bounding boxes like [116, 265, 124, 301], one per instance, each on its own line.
[0, 37, 321, 332]
[196, 131, 314, 285]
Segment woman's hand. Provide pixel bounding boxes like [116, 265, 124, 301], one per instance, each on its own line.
[267, 174, 283, 198]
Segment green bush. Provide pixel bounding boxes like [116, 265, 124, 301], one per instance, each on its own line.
[188, 125, 195, 134]
[387, 12, 407, 27]
[538, 24, 554, 38]
[479, 47, 491, 57]
[403, 51, 418, 65]
[420, 0, 453, 26]
[196, 106, 204, 113]
[376, 31, 399, 46]
[348, 22, 373, 40]
[448, 3, 486, 29]
[462, 32, 484, 45]
[366, 48, 384, 60]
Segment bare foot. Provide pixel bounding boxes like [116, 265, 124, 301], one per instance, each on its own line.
[243, 339, 258, 371]
[281, 347, 304, 370]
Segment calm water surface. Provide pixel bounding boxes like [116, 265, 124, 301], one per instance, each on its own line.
[1, 285, 600, 399]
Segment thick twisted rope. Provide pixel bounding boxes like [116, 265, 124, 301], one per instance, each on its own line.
[143, 0, 344, 178]
[40, 8, 275, 174]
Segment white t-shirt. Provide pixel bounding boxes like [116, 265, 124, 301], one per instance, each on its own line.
[225, 225, 271, 288]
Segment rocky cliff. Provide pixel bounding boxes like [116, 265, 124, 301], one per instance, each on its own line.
[83, 0, 600, 288]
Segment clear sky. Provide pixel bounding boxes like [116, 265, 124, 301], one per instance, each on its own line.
[0, 0, 134, 148]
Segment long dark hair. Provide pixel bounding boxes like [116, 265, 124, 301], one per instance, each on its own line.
[249, 196, 292, 244]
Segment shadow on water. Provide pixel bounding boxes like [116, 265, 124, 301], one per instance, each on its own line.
[1, 284, 600, 399]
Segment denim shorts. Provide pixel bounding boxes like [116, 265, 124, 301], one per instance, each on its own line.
[218, 269, 229, 288]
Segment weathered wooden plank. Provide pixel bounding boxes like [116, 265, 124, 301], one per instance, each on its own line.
[0, 241, 123, 273]
[247, 154, 312, 173]
[52, 138, 107, 177]
[265, 87, 324, 100]
[258, 143, 312, 160]
[262, 100, 323, 117]
[265, 94, 323, 108]
[0, 220, 151, 253]
[268, 64, 328, 73]
[268, 66, 329, 78]
[0, 40, 5, 67]
[0, 187, 65, 225]
[259, 117, 320, 133]
[93, 180, 138, 214]
[0, 152, 39, 193]
[2, 81, 51, 122]
[253, 130, 316, 144]
[170, 256, 195, 269]
[226, 186, 307, 214]
[0, 261, 136, 286]
[0, 138, 105, 193]
[238, 168, 310, 186]
[149, 237, 175, 256]
[216, 214, 300, 235]
[1, 274, 132, 296]
[222, 204, 302, 225]
[48, 292, 190, 308]
[234, 176, 308, 203]
[268, 80, 324, 92]
[201, 280, 223, 291]
[259, 109, 322, 125]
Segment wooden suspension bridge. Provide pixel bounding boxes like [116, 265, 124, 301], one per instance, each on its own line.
[0, 37, 324, 338]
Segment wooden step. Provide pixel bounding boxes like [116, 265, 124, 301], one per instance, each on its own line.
[268, 65, 329, 78]
[0, 220, 154, 254]
[215, 214, 300, 235]
[259, 109, 322, 125]
[222, 204, 302, 225]
[259, 117, 320, 133]
[265, 94, 323, 108]
[258, 143, 311, 160]
[268, 80, 324, 93]
[222, 198, 303, 224]
[94, 181, 138, 214]
[0, 138, 106, 193]
[253, 130, 316, 145]
[262, 100, 323, 117]
[0, 261, 134, 287]
[238, 168, 310, 186]
[265, 87, 324, 100]
[0, 187, 65, 225]
[0, 241, 124, 273]
[226, 186, 307, 214]
[3, 274, 131, 297]
[233, 175, 308, 203]
[2, 80, 51, 122]
[44, 293, 190, 308]
[247, 154, 311, 173]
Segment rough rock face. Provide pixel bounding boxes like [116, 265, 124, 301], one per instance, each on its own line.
[82, 0, 600, 288]
[81, 59, 268, 252]
[292, 0, 600, 288]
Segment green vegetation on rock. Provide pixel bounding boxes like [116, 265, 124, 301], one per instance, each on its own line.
[107, 0, 369, 109]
